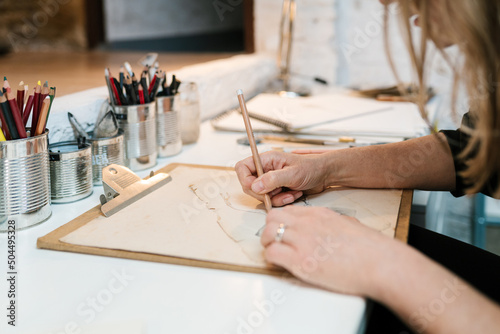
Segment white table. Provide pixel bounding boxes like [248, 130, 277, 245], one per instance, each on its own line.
[1, 121, 366, 334]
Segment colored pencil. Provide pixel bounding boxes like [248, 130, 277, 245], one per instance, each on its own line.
[31, 81, 41, 131]
[3, 76, 10, 92]
[236, 89, 272, 212]
[23, 92, 34, 126]
[46, 87, 55, 124]
[17, 81, 24, 116]
[34, 96, 50, 136]
[0, 104, 11, 140]
[0, 92, 19, 140]
[0, 126, 5, 141]
[138, 84, 145, 104]
[110, 76, 122, 106]
[6, 89, 27, 138]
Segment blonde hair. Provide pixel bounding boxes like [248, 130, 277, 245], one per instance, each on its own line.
[384, 0, 500, 197]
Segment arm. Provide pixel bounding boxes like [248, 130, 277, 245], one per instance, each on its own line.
[260, 206, 500, 334]
[325, 133, 456, 190]
[235, 133, 456, 207]
[373, 240, 500, 333]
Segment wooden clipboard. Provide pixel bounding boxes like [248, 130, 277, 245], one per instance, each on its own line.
[37, 163, 413, 276]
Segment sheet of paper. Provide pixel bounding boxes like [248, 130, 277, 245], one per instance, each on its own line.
[60, 166, 402, 269]
[212, 93, 429, 137]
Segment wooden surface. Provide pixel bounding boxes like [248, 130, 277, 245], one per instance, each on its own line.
[37, 163, 412, 276]
[0, 51, 238, 97]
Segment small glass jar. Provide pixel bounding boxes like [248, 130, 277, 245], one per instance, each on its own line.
[175, 82, 200, 144]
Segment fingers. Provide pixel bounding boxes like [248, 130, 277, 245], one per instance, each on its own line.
[271, 190, 303, 207]
[261, 207, 304, 247]
[235, 156, 258, 189]
[264, 242, 296, 270]
[251, 168, 295, 194]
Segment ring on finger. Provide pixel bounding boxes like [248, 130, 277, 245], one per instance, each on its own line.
[275, 223, 287, 242]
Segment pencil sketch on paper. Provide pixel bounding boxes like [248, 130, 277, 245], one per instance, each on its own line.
[59, 166, 401, 270]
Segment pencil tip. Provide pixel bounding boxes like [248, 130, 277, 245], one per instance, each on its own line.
[236, 89, 243, 95]
[38, 80, 41, 85]
[3, 76, 6, 81]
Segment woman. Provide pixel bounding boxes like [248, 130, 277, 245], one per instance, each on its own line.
[235, 0, 500, 333]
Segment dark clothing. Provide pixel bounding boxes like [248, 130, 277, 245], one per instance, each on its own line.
[440, 112, 499, 197]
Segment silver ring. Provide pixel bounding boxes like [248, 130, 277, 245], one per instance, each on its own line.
[275, 223, 287, 242]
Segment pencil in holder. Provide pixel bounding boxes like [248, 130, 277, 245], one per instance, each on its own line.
[88, 130, 125, 185]
[156, 96, 182, 157]
[112, 101, 157, 171]
[0, 129, 51, 231]
[49, 141, 93, 204]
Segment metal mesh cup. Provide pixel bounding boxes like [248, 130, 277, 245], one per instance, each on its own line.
[49, 141, 93, 204]
[0, 129, 51, 231]
[88, 130, 125, 185]
[112, 102, 157, 171]
[156, 96, 182, 157]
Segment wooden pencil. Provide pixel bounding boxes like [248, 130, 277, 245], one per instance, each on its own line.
[17, 81, 25, 116]
[0, 125, 5, 141]
[23, 92, 34, 126]
[236, 89, 272, 212]
[34, 96, 50, 136]
[5, 88, 27, 138]
[138, 84, 145, 104]
[0, 92, 19, 140]
[3, 76, 10, 91]
[31, 81, 41, 131]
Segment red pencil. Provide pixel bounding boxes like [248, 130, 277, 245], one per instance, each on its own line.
[138, 84, 145, 104]
[23, 92, 34, 126]
[148, 74, 157, 96]
[17, 81, 25, 116]
[6, 89, 27, 138]
[31, 82, 41, 131]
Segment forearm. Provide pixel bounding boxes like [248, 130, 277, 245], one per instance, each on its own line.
[322, 133, 456, 190]
[369, 240, 500, 333]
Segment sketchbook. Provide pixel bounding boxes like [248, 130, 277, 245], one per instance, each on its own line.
[212, 93, 429, 138]
[38, 164, 411, 275]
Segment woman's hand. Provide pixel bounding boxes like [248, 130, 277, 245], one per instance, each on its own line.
[235, 151, 331, 207]
[261, 206, 396, 297]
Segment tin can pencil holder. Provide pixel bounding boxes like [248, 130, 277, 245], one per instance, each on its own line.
[112, 102, 157, 171]
[156, 96, 182, 157]
[0, 129, 51, 231]
[49, 141, 93, 204]
[88, 130, 125, 185]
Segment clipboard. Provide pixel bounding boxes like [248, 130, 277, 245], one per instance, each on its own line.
[37, 163, 412, 276]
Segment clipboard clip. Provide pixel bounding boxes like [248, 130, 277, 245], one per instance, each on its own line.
[99, 164, 172, 217]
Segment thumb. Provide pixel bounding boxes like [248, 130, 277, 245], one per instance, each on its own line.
[251, 169, 293, 194]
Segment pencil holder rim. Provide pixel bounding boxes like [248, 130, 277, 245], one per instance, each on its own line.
[87, 129, 124, 142]
[0, 128, 49, 146]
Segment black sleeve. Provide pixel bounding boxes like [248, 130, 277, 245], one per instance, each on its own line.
[440, 113, 498, 197]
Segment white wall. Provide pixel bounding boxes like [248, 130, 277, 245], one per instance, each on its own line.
[253, 0, 464, 129]
[104, 0, 244, 42]
[254, 0, 337, 87]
